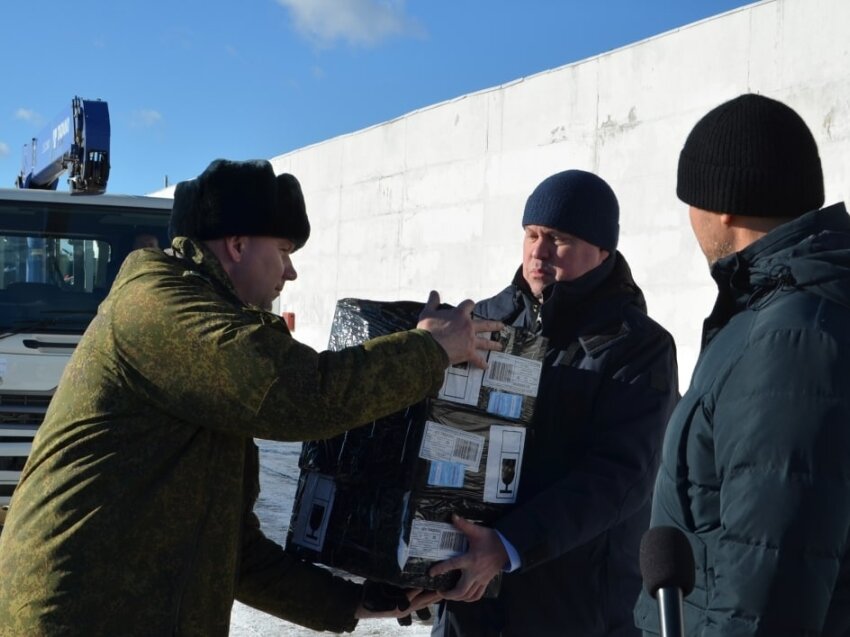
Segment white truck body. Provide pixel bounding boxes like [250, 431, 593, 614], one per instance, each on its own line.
[0, 188, 172, 506]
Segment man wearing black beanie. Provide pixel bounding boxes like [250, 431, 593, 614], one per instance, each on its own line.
[431, 169, 680, 637]
[635, 94, 850, 636]
[0, 158, 505, 636]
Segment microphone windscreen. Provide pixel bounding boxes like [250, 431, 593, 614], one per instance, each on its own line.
[639, 526, 696, 598]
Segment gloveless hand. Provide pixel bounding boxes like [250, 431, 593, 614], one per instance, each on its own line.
[417, 291, 503, 369]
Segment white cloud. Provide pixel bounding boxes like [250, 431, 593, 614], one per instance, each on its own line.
[15, 108, 42, 125]
[131, 109, 163, 128]
[277, 0, 424, 47]
[0, 142, 9, 157]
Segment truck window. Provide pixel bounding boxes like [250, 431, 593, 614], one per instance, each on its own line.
[0, 197, 169, 335]
[0, 236, 112, 291]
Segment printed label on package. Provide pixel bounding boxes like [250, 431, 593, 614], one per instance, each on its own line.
[483, 425, 526, 504]
[407, 519, 469, 561]
[291, 473, 336, 552]
[483, 352, 542, 397]
[427, 461, 466, 488]
[438, 356, 486, 405]
[486, 391, 524, 419]
[419, 421, 484, 472]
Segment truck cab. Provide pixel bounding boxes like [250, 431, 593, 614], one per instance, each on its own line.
[0, 188, 172, 506]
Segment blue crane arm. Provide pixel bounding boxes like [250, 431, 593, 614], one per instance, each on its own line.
[16, 97, 111, 194]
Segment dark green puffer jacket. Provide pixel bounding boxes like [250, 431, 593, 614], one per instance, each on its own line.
[635, 203, 850, 636]
[0, 237, 447, 636]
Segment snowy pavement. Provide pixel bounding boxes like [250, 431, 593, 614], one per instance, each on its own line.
[229, 441, 434, 636]
[230, 600, 432, 636]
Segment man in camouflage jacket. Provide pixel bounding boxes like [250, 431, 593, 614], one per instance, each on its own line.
[0, 159, 501, 636]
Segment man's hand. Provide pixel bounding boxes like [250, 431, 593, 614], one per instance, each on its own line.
[396, 605, 433, 627]
[417, 291, 503, 369]
[428, 515, 508, 602]
[355, 582, 441, 620]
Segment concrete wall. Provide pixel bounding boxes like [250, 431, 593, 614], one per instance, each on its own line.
[269, 0, 850, 386]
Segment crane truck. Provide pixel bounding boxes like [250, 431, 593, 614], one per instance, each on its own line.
[0, 98, 172, 518]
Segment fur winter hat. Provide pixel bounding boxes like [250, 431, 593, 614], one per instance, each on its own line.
[169, 159, 310, 249]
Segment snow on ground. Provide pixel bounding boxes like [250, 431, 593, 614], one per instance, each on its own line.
[229, 441, 434, 636]
[230, 601, 432, 636]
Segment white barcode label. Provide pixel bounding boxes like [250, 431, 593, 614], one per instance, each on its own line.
[419, 421, 484, 471]
[483, 352, 542, 397]
[453, 438, 478, 462]
[440, 530, 467, 553]
[407, 519, 468, 561]
[489, 359, 513, 383]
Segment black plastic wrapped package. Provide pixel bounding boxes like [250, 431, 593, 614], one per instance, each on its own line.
[286, 298, 548, 589]
[299, 299, 425, 476]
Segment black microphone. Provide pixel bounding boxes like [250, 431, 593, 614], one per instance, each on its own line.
[639, 526, 695, 637]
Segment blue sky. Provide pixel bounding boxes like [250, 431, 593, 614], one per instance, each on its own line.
[1, 0, 754, 195]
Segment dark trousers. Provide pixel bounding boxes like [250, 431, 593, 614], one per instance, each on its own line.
[431, 600, 504, 637]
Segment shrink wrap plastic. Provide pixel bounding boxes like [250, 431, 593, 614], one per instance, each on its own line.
[286, 299, 546, 589]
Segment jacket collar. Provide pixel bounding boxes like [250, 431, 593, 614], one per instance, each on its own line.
[170, 236, 244, 306]
[504, 252, 645, 344]
[703, 202, 850, 345]
[509, 249, 619, 308]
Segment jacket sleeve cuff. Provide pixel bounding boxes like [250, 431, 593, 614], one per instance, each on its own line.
[495, 511, 551, 571]
[495, 530, 522, 572]
[409, 328, 450, 394]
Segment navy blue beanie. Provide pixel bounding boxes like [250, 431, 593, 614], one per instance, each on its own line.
[522, 170, 619, 251]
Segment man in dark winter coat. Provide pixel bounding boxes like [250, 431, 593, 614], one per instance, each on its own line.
[0, 159, 503, 636]
[430, 169, 680, 637]
[634, 94, 850, 636]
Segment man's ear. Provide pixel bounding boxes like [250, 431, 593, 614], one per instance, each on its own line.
[224, 236, 247, 262]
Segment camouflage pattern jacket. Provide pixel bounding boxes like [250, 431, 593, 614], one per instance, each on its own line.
[0, 237, 448, 636]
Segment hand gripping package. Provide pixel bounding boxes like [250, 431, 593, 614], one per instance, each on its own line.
[285, 299, 547, 589]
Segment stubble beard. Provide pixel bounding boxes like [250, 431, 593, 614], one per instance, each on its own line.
[705, 238, 736, 266]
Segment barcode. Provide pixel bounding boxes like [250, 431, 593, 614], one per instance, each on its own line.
[440, 531, 467, 554]
[489, 360, 513, 383]
[452, 438, 481, 462]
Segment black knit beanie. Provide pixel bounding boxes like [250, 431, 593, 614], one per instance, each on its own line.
[522, 169, 619, 251]
[677, 93, 824, 217]
[169, 159, 311, 249]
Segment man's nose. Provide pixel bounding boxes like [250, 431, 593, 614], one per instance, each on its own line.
[531, 238, 550, 258]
